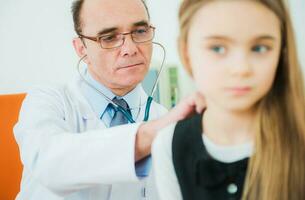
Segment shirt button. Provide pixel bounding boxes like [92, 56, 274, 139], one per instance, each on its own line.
[227, 183, 238, 194]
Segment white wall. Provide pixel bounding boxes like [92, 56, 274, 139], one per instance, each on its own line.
[0, 0, 304, 95]
[0, 0, 77, 94]
[290, 0, 305, 69]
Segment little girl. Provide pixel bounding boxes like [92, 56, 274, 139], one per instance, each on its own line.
[152, 0, 305, 199]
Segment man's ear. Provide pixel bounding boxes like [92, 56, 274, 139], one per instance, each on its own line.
[178, 37, 193, 77]
[73, 37, 89, 64]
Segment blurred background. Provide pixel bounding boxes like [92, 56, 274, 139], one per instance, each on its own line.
[0, 0, 304, 109]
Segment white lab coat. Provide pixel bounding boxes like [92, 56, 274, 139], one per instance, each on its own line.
[14, 75, 167, 200]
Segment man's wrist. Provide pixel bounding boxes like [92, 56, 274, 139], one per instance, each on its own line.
[135, 114, 175, 161]
[135, 122, 154, 161]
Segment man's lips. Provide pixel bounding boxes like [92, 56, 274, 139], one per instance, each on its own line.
[118, 63, 144, 69]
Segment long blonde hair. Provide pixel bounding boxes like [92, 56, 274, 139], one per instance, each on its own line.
[178, 0, 305, 199]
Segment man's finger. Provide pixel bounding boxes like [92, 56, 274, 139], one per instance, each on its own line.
[194, 92, 206, 113]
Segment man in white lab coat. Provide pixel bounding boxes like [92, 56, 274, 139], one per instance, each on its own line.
[13, 0, 201, 199]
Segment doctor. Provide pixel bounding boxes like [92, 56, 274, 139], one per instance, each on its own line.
[14, 0, 202, 199]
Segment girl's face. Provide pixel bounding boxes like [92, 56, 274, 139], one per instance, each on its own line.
[187, 0, 282, 112]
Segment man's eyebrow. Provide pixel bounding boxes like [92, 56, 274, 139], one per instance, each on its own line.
[133, 20, 149, 27]
[97, 27, 118, 36]
[96, 20, 149, 36]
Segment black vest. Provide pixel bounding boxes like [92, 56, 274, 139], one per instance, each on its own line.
[172, 114, 249, 200]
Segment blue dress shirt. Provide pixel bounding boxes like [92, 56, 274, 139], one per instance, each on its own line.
[81, 68, 151, 177]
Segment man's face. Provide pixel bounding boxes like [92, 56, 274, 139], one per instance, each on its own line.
[75, 0, 152, 95]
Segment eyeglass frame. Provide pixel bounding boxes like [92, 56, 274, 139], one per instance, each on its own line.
[78, 25, 156, 49]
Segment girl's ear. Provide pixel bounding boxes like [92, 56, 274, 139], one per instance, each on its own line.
[178, 37, 193, 77]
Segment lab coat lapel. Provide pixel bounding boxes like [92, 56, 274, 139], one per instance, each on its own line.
[67, 78, 107, 132]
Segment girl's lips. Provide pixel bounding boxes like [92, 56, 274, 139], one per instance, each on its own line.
[226, 87, 252, 95]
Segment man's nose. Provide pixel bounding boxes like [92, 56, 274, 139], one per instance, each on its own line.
[120, 35, 138, 57]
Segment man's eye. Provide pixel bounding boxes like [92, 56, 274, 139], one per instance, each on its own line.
[252, 45, 271, 53]
[134, 28, 148, 35]
[100, 34, 118, 42]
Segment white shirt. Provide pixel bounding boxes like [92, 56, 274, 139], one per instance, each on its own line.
[152, 123, 253, 200]
[13, 74, 167, 200]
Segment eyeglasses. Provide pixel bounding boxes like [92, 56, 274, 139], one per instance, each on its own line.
[78, 25, 155, 49]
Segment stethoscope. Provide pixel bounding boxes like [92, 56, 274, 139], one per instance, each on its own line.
[77, 41, 166, 123]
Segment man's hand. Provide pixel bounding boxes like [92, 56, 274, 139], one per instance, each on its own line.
[165, 92, 206, 123]
[135, 92, 206, 161]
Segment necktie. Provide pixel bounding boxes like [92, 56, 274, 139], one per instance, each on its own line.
[109, 97, 131, 127]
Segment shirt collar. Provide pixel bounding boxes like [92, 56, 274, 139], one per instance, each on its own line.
[82, 68, 142, 119]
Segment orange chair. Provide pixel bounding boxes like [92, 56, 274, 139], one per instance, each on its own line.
[0, 94, 26, 200]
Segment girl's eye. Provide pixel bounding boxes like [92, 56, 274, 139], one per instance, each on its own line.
[252, 45, 270, 53]
[210, 45, 226, 54]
